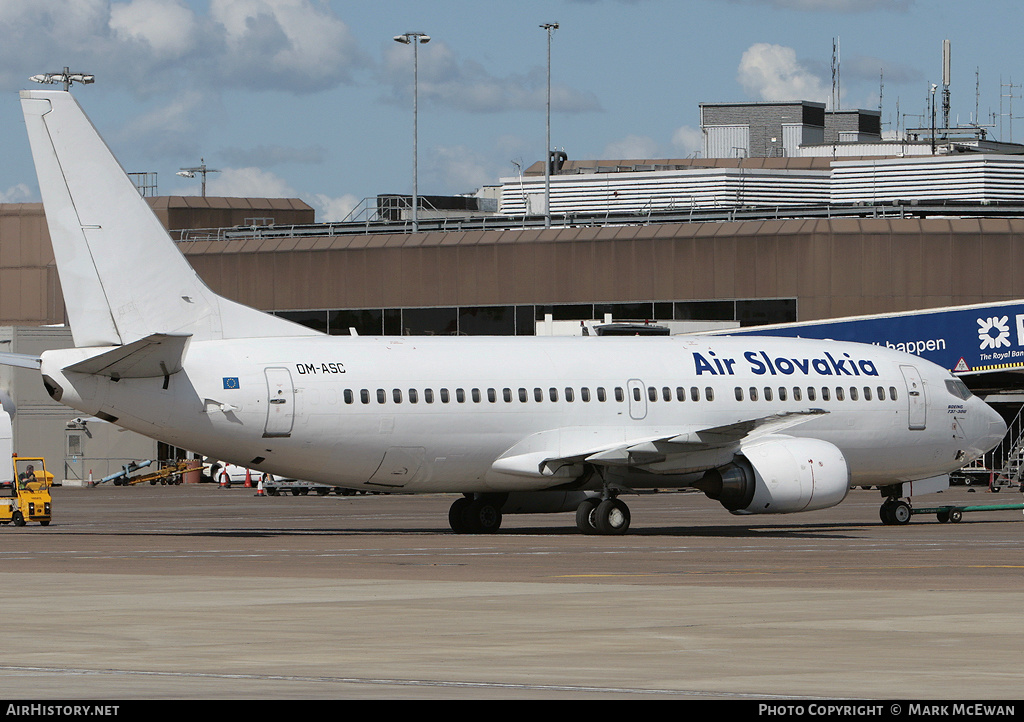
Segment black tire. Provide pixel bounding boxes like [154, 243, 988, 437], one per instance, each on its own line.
[465, 499, 502, 533]
[575, 498, 600, 534]
[891, 501, 912, 525]
[949, 508, 963, 523]
[880, 502, 895, 525]
[594, 499, 631, 535]
[13, 511, 25, 527]
[448, 497, 471, 533]
[937, 510, 950, 523]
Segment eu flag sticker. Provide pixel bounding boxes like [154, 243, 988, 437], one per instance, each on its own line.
[223, 377, 240, 389]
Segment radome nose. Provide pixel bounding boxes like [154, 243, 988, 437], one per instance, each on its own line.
[977, 400, 1007, 454]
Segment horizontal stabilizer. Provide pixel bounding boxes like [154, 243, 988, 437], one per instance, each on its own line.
[63, 333, 191, 379]
[0, 352, 42, 370]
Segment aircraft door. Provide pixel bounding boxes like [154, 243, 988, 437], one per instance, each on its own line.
[263, 367, 295, 438]
[900, 365, 926, 430]
[627, 379, 647, 420]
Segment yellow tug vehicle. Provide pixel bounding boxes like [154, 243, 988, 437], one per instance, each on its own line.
[1, 457, 52, 527]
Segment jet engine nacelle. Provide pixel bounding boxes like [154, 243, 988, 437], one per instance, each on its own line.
[698, 437, 850, 515]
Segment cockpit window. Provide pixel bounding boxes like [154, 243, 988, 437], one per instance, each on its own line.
[945, 378, 973, 401]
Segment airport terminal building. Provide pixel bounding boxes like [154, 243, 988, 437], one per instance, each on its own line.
[3, 100, 1024, 482]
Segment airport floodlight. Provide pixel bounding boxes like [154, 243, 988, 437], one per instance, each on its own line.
[177, 158, 220, 198]
[30, 67, 94, 92]
[393, 32, 431, 233]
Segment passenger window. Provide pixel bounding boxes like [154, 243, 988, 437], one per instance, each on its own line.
[864, 387, 872, 401]
[877, 386, 885, 401]
[615, 387, 624, 402]
[565, 387, 574, 402]
[503, 388, 512, 403]
[408, 389, 418, 404]
[518, 388, 527, 402]
[749, 387, 758, 401]
[581, 387, 591, 402]
[598, 387, 607, 402]
[662, 387, 671, 402]
[835, 387, 844, 401]
[633, 387, 642, 402]
[648, 387, 657, 402]
[690, 387, 699, 402]
[735, 387, 743, 401]
[441, 388, 450, 403]
[889, 387, 898, 401]
[793, 387, 802, 401]
[377, 389, 386, 404]
[361, 389, 370, 404]
[705, 387, 714, 402]
[676, 387, 686, 401]
[534, 388, 543, 402]
[778, 387, 787, 401]
[807, 387, 816, 401]
[821, 387, 830, 401]
[471, 388, 481, 403]
[456, 388, 466, 403]
[849, 387, 858, 401]
[393, 389, 403, 404]
[425, 388, 434, 404]
[344, 389, 353, 404]
[487, 388, 496, 403]
[764, 387, 773, 402]
[549, 388, 559, 402]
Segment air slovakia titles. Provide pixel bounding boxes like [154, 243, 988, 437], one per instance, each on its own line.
[693, 350, 880, 377]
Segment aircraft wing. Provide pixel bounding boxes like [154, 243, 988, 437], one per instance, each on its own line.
[490, 409, 827, 479]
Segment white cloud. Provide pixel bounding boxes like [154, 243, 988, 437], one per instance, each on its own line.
[601, 134, 660, 160]
[109, 0, 199, 58]
[671, 126, 704, 156]
[0, 183, 34, 204]
[737, 43, 831, 104]
[309, 193, 361, 223]
[210, 0, 366, 91]
[384, 40, 601, 114]
[204, 167, 296, 198]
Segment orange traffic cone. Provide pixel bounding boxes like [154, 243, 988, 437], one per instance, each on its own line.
[256, 479, 265, 497]
[245, 468, 252, 488]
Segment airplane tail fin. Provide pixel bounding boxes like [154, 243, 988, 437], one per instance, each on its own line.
[20, 89, 318, 348]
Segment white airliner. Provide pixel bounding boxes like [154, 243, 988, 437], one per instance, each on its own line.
[9, 89, 1006, 534]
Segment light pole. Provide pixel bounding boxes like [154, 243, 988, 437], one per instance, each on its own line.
[541, 23, 558, 229]
[394, 32, 430, 233]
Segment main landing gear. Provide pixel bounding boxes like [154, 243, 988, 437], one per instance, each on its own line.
[574, 496, 631, 535]
[448, 494, 504, 534]
[879, 497, 912, 525]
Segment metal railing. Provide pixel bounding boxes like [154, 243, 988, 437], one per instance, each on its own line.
[173, 199, 1024, 244]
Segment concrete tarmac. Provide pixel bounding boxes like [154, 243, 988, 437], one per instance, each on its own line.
[0, 483, 1021, 700]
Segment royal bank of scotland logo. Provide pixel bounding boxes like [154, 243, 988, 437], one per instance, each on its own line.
[978, 316, 1011, 350]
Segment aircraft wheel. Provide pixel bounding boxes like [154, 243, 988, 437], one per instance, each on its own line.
[594, 499, 631, 535]
[465, 499, 502, 533]
[890, 500, 912, 525]
[949, 508, 963, 523]
[575, 498, 600, 534]
[448, 497, 470, 533]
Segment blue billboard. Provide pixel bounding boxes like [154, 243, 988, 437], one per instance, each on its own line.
[710, 301, 1024, 376]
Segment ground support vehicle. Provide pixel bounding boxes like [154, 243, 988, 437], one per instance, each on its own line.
[916, 502, 1024, 523]
[1, 457, 52, 527]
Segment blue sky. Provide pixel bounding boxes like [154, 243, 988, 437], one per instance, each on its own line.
[1, 0, 1022, 220]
